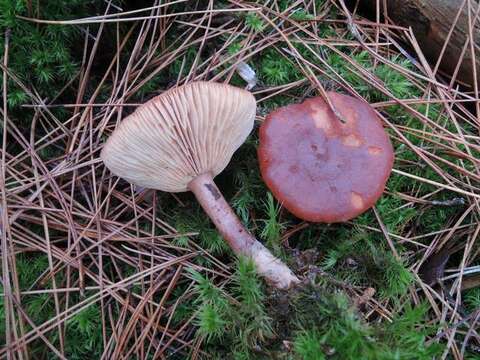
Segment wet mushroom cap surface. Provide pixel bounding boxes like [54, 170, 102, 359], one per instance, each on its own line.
[258, 92, 394, 223]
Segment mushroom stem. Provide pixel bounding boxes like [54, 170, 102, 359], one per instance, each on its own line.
[188, 173, 300, 289]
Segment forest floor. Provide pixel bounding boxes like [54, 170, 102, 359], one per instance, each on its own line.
[0, 0, 479, 359]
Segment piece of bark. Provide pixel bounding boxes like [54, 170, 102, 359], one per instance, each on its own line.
[359, 0, 480, 88]
[419, 247, 452, 286]
[461, 274, 480, 290]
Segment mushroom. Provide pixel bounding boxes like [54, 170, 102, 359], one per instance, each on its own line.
[101, 81, 299, 289]
[258, 92, 394, 223]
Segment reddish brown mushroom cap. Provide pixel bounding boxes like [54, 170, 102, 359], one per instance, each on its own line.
[258, 92, 394, 223]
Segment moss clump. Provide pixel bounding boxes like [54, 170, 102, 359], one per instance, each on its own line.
[189, 258, 274, 358]
[291, 291, 443, 359]
[188, 261, 443, 359]
[0, 0, 90, 108]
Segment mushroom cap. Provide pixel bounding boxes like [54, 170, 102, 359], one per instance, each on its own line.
[101, 81, 256, 192]
[258, 92, 394, 223]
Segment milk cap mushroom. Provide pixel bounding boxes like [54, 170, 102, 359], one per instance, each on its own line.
[258, 92, 394, 223]
[101, 81, 299, 289]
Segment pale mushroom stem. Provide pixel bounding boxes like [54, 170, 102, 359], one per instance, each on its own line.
[188, 173, 300, 289]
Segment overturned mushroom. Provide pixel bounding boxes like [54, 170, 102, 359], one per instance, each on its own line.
[101, 81, 299, 289]
[258, 92, 394, 223]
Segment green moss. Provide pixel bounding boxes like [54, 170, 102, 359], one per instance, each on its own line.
[0, 0, 89, 109]
[289, 289, 443, 360]
[260, 50, 302, 86]
[464, 287, 480, 313]
[190, 258, 273, 358]
[245, 13, 266, 32]
[63, 304, 103, 359]
[294, 330, 325, 359]
[260, 192, 287, 256]
[318, 230, 413, 299]
[173, 207, 230, 257]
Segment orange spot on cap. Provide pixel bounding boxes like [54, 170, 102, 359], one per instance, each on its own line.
[342, 134, 362, 147]
[351, 192, 364, 210]
[345, 108, 359, 124]
[368, 146, 383, 155]
[310, 103, 334, 135]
